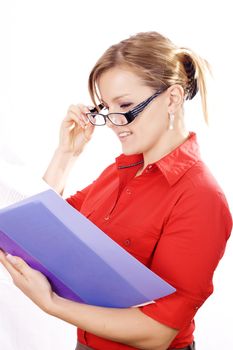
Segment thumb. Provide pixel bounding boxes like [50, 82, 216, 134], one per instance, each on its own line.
[84, 123, 95, 141]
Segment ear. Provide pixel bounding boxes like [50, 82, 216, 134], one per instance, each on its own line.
[166, 84, 185, 114]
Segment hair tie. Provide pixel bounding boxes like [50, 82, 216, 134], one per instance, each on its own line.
[183, 55, 199, 100]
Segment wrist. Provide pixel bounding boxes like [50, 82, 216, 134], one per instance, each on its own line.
[49, 292, 76, 318]
[47, 292, 63, 316]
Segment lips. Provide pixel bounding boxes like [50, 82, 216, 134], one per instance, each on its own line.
[118, 131, 132, 137]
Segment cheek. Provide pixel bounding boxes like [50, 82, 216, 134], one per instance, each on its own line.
[140, 126, 162, 147]
[134, 111, 167, 139]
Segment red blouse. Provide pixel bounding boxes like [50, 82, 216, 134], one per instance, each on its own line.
[66, 132, 232, 349]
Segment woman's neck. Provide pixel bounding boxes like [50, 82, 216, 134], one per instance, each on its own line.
[136, 128, 190, 176]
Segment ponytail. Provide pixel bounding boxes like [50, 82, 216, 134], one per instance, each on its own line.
[175, 48, 212, 123]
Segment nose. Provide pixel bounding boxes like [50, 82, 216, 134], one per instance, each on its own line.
[106, 118, 120, 136]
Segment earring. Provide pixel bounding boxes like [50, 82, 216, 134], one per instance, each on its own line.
[168, 113, 175, 130]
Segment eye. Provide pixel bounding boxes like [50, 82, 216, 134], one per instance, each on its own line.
[120, 103, 132, 109]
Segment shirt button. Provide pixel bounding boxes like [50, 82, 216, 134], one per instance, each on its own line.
[124, 239, 131, 246]
[126, 188, 132, 195]
[104, 215, 110, 221]
[148, 165, 153, 169]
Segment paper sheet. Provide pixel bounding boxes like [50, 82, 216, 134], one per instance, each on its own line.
[0, 157, 49, 208]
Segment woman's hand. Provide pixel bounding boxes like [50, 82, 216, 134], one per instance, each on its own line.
[0, 250, 55, 314]
[58, 104, 95, 156]
[42, 103, 95, 193]
[0, 250, 177, 349]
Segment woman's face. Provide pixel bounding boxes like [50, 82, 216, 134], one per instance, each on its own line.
[98, 66, 170, 156]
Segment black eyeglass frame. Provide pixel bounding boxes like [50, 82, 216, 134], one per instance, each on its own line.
[86, 88, 166, 126]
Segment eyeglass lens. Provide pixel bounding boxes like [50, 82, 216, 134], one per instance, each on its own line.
[88, 113, 128, 126]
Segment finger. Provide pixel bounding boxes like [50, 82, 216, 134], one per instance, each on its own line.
[83, 123, 95, 141]
[64, 109, 87, 129]
[74, 103, 90, 114]
[0, 250, 22, 279]
[68, 104, 90, 123]
[6, 254, 32, 275]
[68, 110, 86, 129]
[0, 250, 31, 276]
[68, 104, 89, 117]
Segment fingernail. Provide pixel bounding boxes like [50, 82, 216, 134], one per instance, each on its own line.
[6, 254, 17, 264]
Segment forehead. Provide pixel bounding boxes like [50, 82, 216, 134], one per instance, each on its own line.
[98, 66, 145, 100]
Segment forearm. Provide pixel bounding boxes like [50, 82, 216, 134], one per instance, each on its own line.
[43, 148, 80, 195]
[49, 295, 176, 350]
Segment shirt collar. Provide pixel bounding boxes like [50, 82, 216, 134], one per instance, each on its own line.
[115, 132, 201, 186]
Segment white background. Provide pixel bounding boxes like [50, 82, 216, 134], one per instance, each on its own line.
[0, 1, 232, 349]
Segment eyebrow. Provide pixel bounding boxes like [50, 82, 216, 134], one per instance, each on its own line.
[101, 94, 131, 104]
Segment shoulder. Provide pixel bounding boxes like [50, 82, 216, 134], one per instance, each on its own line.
[182, 160, 228, 201]
[173, 160, 232, 232]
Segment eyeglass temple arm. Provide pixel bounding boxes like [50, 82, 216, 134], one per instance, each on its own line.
[125, 89, 166, 119]
[88, 103, 105, 113]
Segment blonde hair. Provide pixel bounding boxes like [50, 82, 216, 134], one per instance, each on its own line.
[88, 31, 211, 123]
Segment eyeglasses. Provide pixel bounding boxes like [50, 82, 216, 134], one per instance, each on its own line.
[86, 88, 166, 126]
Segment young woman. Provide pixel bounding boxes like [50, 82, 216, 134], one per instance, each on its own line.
[0, 31, 232, 350]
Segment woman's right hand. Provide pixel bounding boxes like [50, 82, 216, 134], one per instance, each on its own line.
[58, 104, 95, 156]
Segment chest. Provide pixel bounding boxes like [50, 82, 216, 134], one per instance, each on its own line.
[80, 171, 179, 264]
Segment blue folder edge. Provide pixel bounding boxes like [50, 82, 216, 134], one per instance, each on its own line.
[0, 189, 176, 308]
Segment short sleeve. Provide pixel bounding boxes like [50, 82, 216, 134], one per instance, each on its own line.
[139, 188, 232, 329]
[66, 182, 94, 211]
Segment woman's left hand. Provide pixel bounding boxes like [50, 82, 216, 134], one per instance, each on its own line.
[0, 249, 55, 313]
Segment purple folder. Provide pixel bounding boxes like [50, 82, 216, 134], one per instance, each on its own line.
[0, 189, 175, 307]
